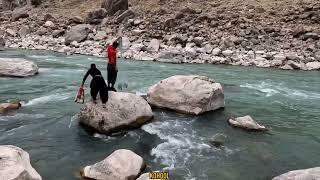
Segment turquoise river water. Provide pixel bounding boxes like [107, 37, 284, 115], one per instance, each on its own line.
[0, 50, 319, 180]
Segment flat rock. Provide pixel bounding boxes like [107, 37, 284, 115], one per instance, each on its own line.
[79, 92, 153, 134]
[0, 145, 42, 180]
[81, 149, 145, 180]
[147, 75, 225, 115]
[272, 167, 320, 180]
[0, 58, 39, 77]
[228, 115, 267, 131]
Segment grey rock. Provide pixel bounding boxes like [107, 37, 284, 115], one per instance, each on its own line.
[164, 18, 175, 28]
[79, 92, 153, 134]
[116, 9, 134, 23]
[193, 36, 204, 46]
[0, 145, 42, 180]
[272, 167, 320, 180]
[44, 21, 55, 28]
[65, 24, 92, 45]
[280, 64, 294, 70]
[305, 62, 320, 70]
[212, 48, 222, 56]
[6, 28, 17, 37]
[68, 16, 84, 24]
[82, 149, 145, 180]
[209, 133, 227, 147]
[18, 25, 31, 37]
[222, 50, 233, 57]
[52, 30, 65, 38]
[204, 44, 213, 54]
[228, 115, 267, 131]
[93, 31, 107, 41]
[0, 37, 5, 51]
[147, 75, 225, 115]
[0, 58, 38, 77]
[303, 33, 319, 40]
[11, 7, 29, 21]
[287, 60, 301, 69]
[148, 39, 160, 52]
[86, 8, 107, 24]
[101, 0, 128, 16]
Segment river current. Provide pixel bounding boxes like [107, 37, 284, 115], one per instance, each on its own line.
[0, 50, 319, 180]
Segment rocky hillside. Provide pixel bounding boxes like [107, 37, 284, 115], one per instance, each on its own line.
[1, 0, 320, 70]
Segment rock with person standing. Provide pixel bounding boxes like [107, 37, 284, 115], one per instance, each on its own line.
[272, 167, 320, 180]
[79, 92, 153, 134]
[0, 145, 42, 180]
[147, 75, 225, 115]
[0, 58, 39, 77]
[81, 149, 145, 180]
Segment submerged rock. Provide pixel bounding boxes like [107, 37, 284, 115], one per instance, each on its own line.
[81, 149, 145, 180]
[0, 102, 21, 113]
[272, 167, 320, 180]
[209, 133, 227, 147]
[0, 145, 42, 180]
[0, 58, 39, 77]
[79, 92, 153, 134]
[228, 115, 268, 131]
[147, 75, 225, 115]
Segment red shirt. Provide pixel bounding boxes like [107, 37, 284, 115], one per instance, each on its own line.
[107, 45, 117, 65]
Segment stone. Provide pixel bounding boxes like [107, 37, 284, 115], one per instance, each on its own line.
[147, 75, 225, 115]
[0, 102, 21, 113]
[65, 24, 92, 45]
[285, 52, 299, 60]
[6, 28, 17, 37]
[0, 58, 39, 77]
[292, 26, 306, 38]
[44, 21, 55, 28]
[209, 133, 227, 147]
[52, 30, 65, 38]
[148, 39, 160, 52]
[305, 62, 320, 70]
[222, 50, 233, 57]
[18, 25, 31, 37]
[0, 145, 42, 180]
[86, 8, 107, 24]
[93, 31, 107, 41]
[116, 9, 134, 23]
[0, 37, 5, 51]
[11, 7, 30, 21]
[69, 16, 84, 24]
[228, 115, 267, 131]
[303, 33, 319, 40]
[287, 60, 301, 69]
[43, 13, 55, 21]
[102, 0, 129, 16]
[164, 18, 176, 28]
[212, 48, 222, 56]
[204, 44, 213, 54]
[79, 92, 153, 134]
[272, 167, 320, 180]
[193, 36, 204, 46]
[81, 149, 145, 180]
[280, 64, 294, 70]
[314, 51, 320, 61]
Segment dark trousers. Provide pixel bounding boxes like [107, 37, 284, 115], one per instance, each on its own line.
[107, 64, 118, 88]
[90, 76, 108, 104]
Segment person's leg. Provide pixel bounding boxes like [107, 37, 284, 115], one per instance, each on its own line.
[111, 70, 118, 89]
[107, 64, 113, 87]
[90, 87, 98, 103]
[99, 78, 108, 107]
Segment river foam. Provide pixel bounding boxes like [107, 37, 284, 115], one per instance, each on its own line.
[25, 93, 70, 106]
[240, 81, 320, 99]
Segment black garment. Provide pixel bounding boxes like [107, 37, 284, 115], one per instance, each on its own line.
[82, 67, 108, 104]
[107, 63, 118, 90]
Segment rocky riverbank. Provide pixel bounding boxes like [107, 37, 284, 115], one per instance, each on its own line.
[1, 0, 320, 70]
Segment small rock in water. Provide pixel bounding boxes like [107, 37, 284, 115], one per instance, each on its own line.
[209, 133, 227, 147]
[228, 115, 268, 131]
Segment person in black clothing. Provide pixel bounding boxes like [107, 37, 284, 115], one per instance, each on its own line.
[81, 64, 108, 107]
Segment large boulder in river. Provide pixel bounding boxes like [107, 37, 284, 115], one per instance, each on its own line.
[272, 167, 320, 180]
[81, 149, 145, 180]
[79, 92, 153, 134]
[0, 58, 39, 77]
[228, 115, 268, 131]
[64, 24, 92, 45]
[0, 145, 42, 180]
[101, 0, 129, 15]
[147, 75, 225, 115]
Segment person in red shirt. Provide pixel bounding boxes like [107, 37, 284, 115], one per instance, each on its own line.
[106, 37, 121, 92]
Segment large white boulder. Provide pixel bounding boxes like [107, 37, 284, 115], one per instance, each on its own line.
[272, 167, 320, 180]
[79, 92, 153, 134]
[228, 115, 268, 131]
[305, 61, 320, 70]
[0, 58, 39, 77]
[147, 75, 225, 115]
[0, 145, 42, 180]
[81, 149, 145, 180]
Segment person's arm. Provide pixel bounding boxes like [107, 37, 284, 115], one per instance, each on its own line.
[81, 69, 90, 87]
[113, 36, 122, 45]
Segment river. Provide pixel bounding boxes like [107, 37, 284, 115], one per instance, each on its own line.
[0, 50, 319, 180]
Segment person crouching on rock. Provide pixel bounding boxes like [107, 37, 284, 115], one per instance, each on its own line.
[81, 64, 108, 108]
